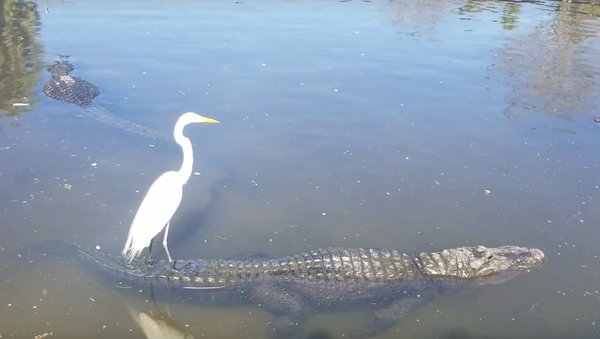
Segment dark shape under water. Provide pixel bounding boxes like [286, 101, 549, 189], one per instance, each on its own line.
[10, 238, 546, 339]
[42, 56, 171, 141]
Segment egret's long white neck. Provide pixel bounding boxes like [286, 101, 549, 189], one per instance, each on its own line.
[174, 122, 194, 185]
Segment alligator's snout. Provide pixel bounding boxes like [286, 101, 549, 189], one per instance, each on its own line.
[527, 248, 546, 269]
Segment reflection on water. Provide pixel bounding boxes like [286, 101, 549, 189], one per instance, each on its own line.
[128, 305, 194, 339]
[493, 0, 600, 121]
[0, 0, 44, 131]
[0, 0, 599, 338]
[458, 0, 523, 31]
[128, 305, 338, 339]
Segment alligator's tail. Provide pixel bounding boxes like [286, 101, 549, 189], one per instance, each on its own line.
[0, 238, 161, 291]
[0, 239, 232, 306]
[83, 104, 172, 142]
[1, 238, 106, 269]
[0, 238, 85, 281]
[1, 238, 81, 262]
[0, 238, 170, 308]
[2, 238, 132, 280]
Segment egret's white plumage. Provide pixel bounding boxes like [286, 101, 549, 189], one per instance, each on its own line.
[122, 112, 219, 264]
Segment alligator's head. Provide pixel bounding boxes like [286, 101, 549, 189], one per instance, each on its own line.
[47, 60, 74, 77]
[416, 245, 546, 287]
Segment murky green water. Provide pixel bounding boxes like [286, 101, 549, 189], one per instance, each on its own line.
[1, 0, 599, 338]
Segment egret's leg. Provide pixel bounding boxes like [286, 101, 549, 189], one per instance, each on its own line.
[145, 238, 156, 266]
[148, 238, 154, 258]
[162, 221, 174, 267]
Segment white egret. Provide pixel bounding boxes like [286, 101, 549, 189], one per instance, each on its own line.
[122, 112, 219, 266]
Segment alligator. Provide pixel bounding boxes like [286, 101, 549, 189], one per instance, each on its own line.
[42, 55, 172, 141]
[13, 239, 546, 339]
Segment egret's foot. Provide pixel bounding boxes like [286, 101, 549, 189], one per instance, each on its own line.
[145, 258, 157, 267]
[171, 260, 192, 271]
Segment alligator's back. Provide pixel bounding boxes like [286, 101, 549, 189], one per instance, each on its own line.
[43, 74, 100, 107]
[41, 57, 171, 142]
[8, 238, 424, 307]
[43, 59, 100, 107]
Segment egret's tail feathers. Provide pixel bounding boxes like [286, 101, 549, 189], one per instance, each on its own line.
[122, 245, 144, 263]
[122, 237, 143, 263]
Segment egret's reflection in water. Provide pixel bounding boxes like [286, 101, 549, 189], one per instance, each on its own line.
[128, 304, 194, 339]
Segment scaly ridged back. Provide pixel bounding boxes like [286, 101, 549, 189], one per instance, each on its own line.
[42, 58, 171, 142]
[43, 74, 100, 107]
[70, 244, 424, 289]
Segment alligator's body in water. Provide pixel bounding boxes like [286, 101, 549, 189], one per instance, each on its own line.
[42, 56, 171, 141]
[16, 239, 546, 339]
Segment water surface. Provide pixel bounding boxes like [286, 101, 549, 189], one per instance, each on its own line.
[1, 0, 599, 338]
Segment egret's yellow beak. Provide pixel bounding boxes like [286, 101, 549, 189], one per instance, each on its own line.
[202, 117, 220, 123]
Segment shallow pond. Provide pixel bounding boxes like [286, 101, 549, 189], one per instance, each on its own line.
[0, 0, 599, 338]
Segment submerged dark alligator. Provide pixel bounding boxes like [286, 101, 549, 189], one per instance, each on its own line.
[42, 56, 171, 141]
[15, 239, 546, 339]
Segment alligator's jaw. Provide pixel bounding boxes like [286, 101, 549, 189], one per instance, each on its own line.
[416, 245, 546, 289]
